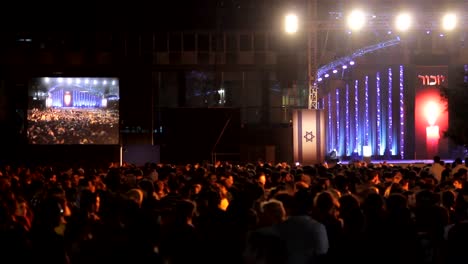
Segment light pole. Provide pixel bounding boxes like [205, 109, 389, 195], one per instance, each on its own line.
[285, 0, 326, 165]
[284, 0, 318, 110]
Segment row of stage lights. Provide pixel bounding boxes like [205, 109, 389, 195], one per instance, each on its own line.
[317, 61, 355, 82]
[43, 77, 117, 86]
[347, 10, 458, 32]
[285, 10, 459, 34]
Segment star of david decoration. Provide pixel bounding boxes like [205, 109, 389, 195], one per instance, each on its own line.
[304, 131, 315, 143]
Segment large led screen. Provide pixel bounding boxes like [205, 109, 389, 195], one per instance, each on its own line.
[27, 77, 119, 145]
[414, 66, 449, 159]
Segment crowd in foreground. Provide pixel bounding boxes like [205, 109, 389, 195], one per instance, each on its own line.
[1, 156, 468, 264]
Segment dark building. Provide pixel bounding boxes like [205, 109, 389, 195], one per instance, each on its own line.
[0, 0, 467, 164]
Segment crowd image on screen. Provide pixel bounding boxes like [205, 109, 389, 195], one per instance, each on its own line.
[27, 77, 120, 145]
[2, 156, 468, 264]
[27, 108, 119, 144]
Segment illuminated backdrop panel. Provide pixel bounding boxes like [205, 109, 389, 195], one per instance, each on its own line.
[325, 66, 406, 159]
[324, 64, 453, 160]
[414, 66, 449, 159]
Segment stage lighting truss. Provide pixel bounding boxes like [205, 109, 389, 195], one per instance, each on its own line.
[315, 9, 468, 80]
[317, 37, 401, 80]
[325, 11, 468, 32]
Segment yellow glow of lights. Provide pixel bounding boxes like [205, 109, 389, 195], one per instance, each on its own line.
[284, 14, 298, 34]
[347, 9, 366, 31]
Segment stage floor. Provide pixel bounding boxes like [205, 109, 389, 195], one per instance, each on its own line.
[340, 159, 454, 167]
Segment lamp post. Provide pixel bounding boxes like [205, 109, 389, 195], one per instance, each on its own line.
[286, 0, 326, 165]
[284, 0, 318, 109]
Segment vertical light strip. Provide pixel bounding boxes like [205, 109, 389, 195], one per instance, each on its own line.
[345, 83, 350, 156]
[388, 67, 393, 155]
[354, 80, 359, 153]
[399, 65, 405, 159]
[376, 72, 381, 155]
[328, 93, 332, 150]
[465, 65, 468, 83]
[365, 76, 369, 147]
[336, 88, 340, 152]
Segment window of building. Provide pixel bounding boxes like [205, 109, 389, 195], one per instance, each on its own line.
[267, 34, 277, 51]
[169, 33, 182, 52]
[141, 32, 153, 54]
[155, 33, 168, 52]
[198, 34, 209, 51]
[126, 32, 140, 56]
[226, 34, 237, 51]
[183, 33, 195, 51]
[96, 32, 112, 52]
[239, 34, 252, 51]
[254, 34, 265, 51]
[211, 34, 224, 52]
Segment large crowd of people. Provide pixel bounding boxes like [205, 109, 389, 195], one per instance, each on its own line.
[1, 156, 468, 264]
[27, 108, 119, 144]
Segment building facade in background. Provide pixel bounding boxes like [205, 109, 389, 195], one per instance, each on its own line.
[1, 0, 468, 163]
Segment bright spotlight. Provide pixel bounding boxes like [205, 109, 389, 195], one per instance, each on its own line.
[44, 77, 49, 83]
[318, 78, 323, 82]
[93, 80, 98, 85]
[324, 74, 330, 78]
[85, 79, 89, 84]
[350, 61, 355, 65]
[342, 65, 348, 69]
[67, 78, 72, 84]
[442, 13, 457, 31]
[58, 77, 63, 83]
[395, 13, 412, 32]
[347, 9, 366, 31]
[76, 78, 81, 84]
[333, 69, 338, 74]
[103, 80, 107, 85]
[424, 101, 441, 126]
[284, 14, 298, 34]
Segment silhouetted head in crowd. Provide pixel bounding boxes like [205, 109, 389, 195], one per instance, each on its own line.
[127, 189, 143, 208]
[314, 191, 339, 218]
[339, 194, 360, 216]
[259, 199, 286, 226]
[416, 190, 437, 207]
[138, 179, 155, 199]
[334, 174, 350, 194]
[104, 168, 121, 191]
[386, 193, 408, 212]
[202, 189, 222, 211]
[175, 200, 196, 225]
[441, 190, 456, 209]
[167, 173, 180, 193]
[274, 193, 296, 217]
[80, 190, 100, 215]
[34, 196, 70, 235]
[366, 169, 380, 184]
[362, 193, 385, 215]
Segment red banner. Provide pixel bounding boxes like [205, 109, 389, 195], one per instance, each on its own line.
[414, 66, 449, 159]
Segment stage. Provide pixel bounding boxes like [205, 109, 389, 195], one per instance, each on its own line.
[340, 159, 454, 168]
